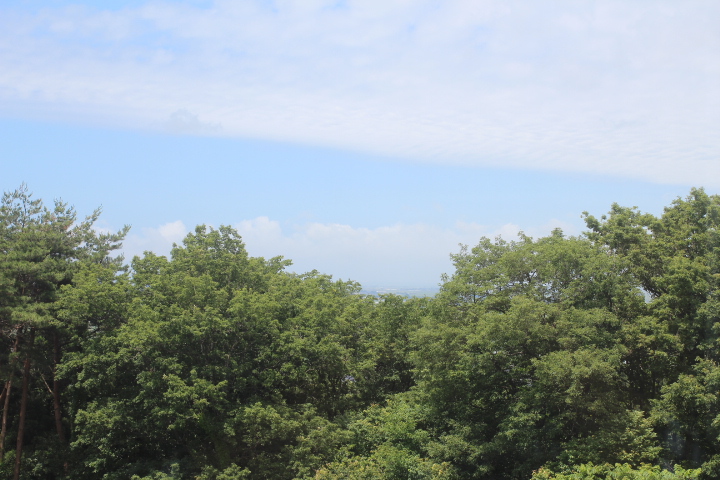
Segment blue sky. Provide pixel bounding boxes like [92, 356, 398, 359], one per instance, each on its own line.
[1, 1, 719, 287]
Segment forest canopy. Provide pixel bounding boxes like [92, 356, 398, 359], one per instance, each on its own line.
[0, 185, 717, 480]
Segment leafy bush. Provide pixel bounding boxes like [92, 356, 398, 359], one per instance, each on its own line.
[530, 463, 700, 480]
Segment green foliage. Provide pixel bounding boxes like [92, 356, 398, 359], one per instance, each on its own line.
[62, 225, 379, 478]
[439, 231, 644, 318]
[316, 394, 455, 480]
[315, 444, 456, 480]
[2, 186, 720, 480]
[530, 463, 700, 480]
[0, 184, 127, 478]
[651, 359, 720, 478]
[355, 294, 428, 403]
[556, 410, 661, 467]
[584, 188, 720, 360]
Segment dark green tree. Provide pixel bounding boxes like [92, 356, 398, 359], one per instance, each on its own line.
[0, 184, 127, 479]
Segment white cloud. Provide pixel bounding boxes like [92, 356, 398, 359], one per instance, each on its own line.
[114, 216, 579, 287]
[121, 220, 188, 261]
[235, 216, 579, 287]
[1, 1, 718, 184]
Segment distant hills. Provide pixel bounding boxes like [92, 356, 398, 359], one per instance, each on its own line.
[359, 286, 439, 297]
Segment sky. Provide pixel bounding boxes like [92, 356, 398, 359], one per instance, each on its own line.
[1, 1, 719, 288]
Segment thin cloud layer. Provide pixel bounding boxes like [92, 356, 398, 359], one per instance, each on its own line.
[1, 1, 718, 184]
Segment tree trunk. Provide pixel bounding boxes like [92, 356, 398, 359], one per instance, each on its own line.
[0, 335, 20, 463]
[0, 379, 12, 464]
[13, 328, 34, 480]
